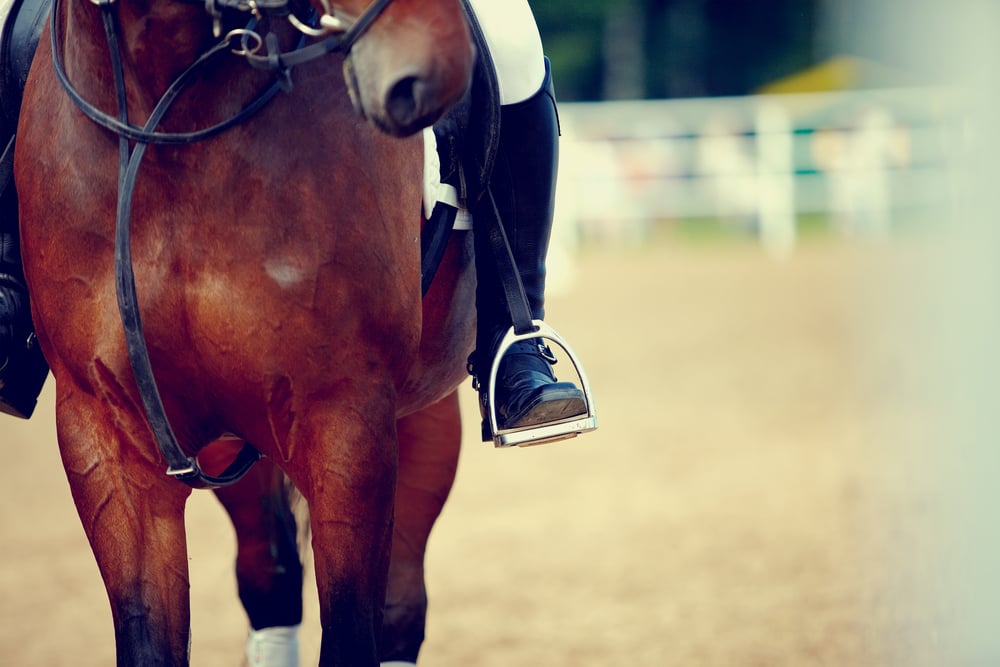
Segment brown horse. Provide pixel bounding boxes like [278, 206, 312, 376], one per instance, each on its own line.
[16, 0, 476, 663]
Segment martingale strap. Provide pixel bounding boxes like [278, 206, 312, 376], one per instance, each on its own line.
[49, 8, 285, 145]
[50, 0, 396, 145]
[94, 1, 263, 489]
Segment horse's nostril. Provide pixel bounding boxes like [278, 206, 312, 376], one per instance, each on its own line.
[385, 76, 420, 128]
[378, 73, 447, 137]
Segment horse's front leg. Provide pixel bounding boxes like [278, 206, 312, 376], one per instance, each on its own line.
[55, 383, 192, 666]
[381, 390, 462, 665]
[283, 394, 398, 666]
[207, 447, 304, 666]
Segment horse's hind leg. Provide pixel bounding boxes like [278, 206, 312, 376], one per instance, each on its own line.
[55, 387, 193, 666]
[381, 390, 462, 664]
[208, 449, 304, 666]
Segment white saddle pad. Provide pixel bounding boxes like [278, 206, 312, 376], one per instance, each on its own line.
[422, 127, 472, 230]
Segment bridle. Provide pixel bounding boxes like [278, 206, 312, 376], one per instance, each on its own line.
[52, 0, 395, 144]
[50, 0, 395, 489]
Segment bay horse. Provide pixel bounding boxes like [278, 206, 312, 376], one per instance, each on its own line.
[16, 0, 477, 663]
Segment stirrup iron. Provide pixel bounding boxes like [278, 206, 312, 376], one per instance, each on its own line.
[484, 319, 597, 448]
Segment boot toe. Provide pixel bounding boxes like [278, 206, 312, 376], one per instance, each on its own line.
[498, 381, 587, 430]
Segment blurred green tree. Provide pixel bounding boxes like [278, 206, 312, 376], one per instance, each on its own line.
[533, 0, 825, 101]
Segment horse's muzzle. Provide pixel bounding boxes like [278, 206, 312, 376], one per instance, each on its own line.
[343, 46, 472, 139]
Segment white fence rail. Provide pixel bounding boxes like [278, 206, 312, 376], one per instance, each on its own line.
[556, 88, 960, 253]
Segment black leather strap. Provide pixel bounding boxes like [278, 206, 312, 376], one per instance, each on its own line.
[95, 0, 263, 489]
[243, 0, 395, 71]
[420, 203, 458, 296]
[457, 0, 499, 205]
[51, 0, 272, 489]
[0, 135, 14, 195]
[50, 12, 284, 145]
[50, 0, 402, 488]
[482, 187, 534, 336]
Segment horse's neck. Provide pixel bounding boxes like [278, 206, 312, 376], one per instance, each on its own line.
[64, 0, 217, 102]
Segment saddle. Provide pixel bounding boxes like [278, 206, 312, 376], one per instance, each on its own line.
[432, 1, 499, 210]
[419, 0, 499, 294]
[0, 0, 46, 127]
[0, 0, 48, 227]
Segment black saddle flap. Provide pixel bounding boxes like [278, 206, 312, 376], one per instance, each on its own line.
[432, 0, 500, 209]
[0, 0, 49, 128]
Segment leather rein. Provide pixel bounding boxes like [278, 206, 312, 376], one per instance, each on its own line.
[50, 0, 394, 489]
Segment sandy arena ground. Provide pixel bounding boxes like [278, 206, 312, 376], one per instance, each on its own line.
[2, 237, 948, 666]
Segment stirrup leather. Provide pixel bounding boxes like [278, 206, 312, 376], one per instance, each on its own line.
[484, 320, 597, 448]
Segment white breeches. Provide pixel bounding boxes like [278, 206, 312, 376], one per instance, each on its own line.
[465, 0, 545, 104]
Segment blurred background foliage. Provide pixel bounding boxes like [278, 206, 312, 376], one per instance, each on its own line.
[533, 0, 929, 101]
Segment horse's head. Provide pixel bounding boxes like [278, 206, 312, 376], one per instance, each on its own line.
[331, 0, 474, 137]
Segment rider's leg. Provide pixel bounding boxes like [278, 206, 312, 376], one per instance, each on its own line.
[0, 0, 53, 419]
[464, 0, 545, 108]
[0, 185, 47, 419]
[466, 0, 586, 432]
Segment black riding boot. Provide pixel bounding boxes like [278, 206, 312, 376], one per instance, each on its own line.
[471, 61, 586, 434]
[0, 204, 47, 419]
[0, 0, 50, 419]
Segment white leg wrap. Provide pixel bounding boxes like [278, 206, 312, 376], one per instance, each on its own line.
[245, 625, 301, 667]
[380, 662, 418, 667]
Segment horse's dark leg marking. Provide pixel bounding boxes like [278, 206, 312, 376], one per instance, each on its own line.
[213, 456, 304, 630]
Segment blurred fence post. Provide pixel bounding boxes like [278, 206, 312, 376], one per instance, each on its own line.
[754, 101, 796, 257]
[558, 90, 952, 249]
